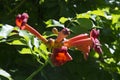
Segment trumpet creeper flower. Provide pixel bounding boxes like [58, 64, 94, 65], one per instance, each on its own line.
[50, 46, 72, 66]
[16, 13, 47, 43]
[16, 13, 29, 30]
[64, 34, 93, 59]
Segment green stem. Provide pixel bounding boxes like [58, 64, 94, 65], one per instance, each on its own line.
[25, 62, 47, 80]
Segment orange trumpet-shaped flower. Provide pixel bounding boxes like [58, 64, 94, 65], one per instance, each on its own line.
[77, 45, 91, 60]
[67, 33, 89, 43]
[63, 34, 89, 47]
[15, 13, 48, 43]
[50, 46, 72, 66]
[64, 37, 92, 48]
[63, 34, 93, 59]
[64, 34, 92, 47]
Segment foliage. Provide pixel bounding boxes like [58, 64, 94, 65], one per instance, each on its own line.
[0, 0, 120, 80]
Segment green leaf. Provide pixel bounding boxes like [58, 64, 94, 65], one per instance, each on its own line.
[0, 24, 3, 27]
[69, 18, 93, 36]
[33, 37, 40, 48]
[19, 30, 31, 39]
[19, 48, 32, 54]
[115, 22, 120, 30]
[0, 68, 13, 80]
[39, 0, 44, 4]
[77, 18, 93, 30]
[59, 17, 68, 24]
[39, 43, 49, 60]
[45, 19, 64, 28]
[19, 30, 34, 49]
[0, 24, 14, 38]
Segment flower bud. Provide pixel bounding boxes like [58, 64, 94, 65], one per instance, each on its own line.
[15, 13, 48, 43]
[47, 38, 55, 48]
[90, 29, 100, 38]
[16, 13, 29, 30]
[90, 29, 103, 54]
[52, 28, 58, 34]
[56, 28, 70, 42]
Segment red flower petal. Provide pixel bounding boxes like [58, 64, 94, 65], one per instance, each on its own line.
[68, 34, 89, 42]
[64, 34, 89, 47]
[70, 38, 92, 47]
[90, 29, 103, 54]
[90, 29, 100, 38]
[77, 45, 91, 60]
[15, 13, 29, 30]
[94, 45, 103, 54]
[50, 46, 72, 66]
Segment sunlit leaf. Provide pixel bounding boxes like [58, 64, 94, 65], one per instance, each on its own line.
[0, 24, 3, 27]
[19, 48, 32, 54]
[0, 24, 14, 38]
[39, 0, 44, 4]
[45, 19, 64, 28]
[19, 30, 31, 38]
[59, 17, 68, 24]
[33, 37, 40, 48]
[0, 68, 13, 80]
[9, 39, 26, 45]
[115, 22, 120, 30]
[19, 30, 34, 49]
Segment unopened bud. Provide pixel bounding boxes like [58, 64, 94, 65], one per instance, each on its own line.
[90, 29, 100, 38]
[52, 28, 58, 34]
[56, 28, 70, 42]
[47, 38, 55, 48]
[16, 13, 29, 30]
[21, 13, 29, 19]
[61, 28, 70, 35]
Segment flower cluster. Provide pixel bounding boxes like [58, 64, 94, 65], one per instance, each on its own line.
[15, 13, 103, 66]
